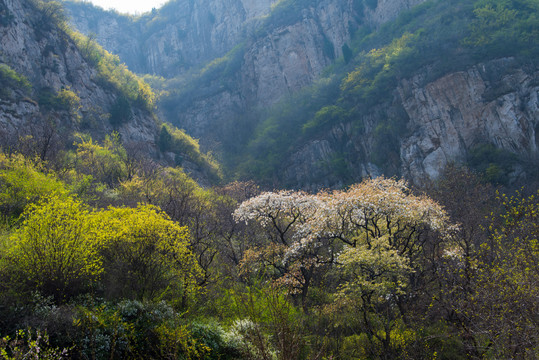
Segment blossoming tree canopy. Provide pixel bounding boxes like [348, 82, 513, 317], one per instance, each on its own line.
[235, 177, 450, 251]
[233, 177, 453, 299]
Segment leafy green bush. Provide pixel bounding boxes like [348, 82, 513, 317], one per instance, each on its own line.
[37, 87, 81, 120]
[95, 204, 201, 303]
[72, 300, 241, 360]
[109, 95, 133, 126]
[467, 143, 517, 184]
[302, 105, 347, 135]
[0, 64, 31, 97]
[0, 154, 69, 221]
[5, 196, 102, 301]
[0, 329, 69, 359]
[158, 124, 221, 180]
[464, 0, 539, 58]
[29, 0, 68, 33]
[71, 133, 128, 188]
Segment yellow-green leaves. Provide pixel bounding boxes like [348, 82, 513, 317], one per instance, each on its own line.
[94, 204, 202, 303]
[7, 196, 101, 299]
[338, 235, 412, 300]
[0, 153, 69, 221]
[4, 194, 201, 303]
[340, 32, 417, 103]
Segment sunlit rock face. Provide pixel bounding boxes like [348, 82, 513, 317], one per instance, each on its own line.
[399, 58, 539, 184]
[281, 58, 539, 189]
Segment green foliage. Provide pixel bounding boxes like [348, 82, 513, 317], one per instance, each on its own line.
[71, 300, 241, 360]
[340, 32, 418, 106]
[259, 0, 317, 34]
[476, 190, 539, 357]
[158, 125, 173, 152]
[96, 204, 201, 303]
[221, 283, 305, 359]
[0, 329, 69, 359]
[464, 0, 539, 57]
[109, 95, 133, 126]
[158, 124, 221, 180]
[370, 116, 407, 173]
[228, 0, 539, 183]
[71, 133, 129, 188]
[0, 154, 68, 221]
[302, 105, 347, 135]
[238, 75, 341, 181]
[0, 64, 31, 97]
[73, 302, 133, 360]
[467, 143, 517, 184]
[29, 0, 69, 33]
[37, 87, 81, 121]
[5, 196, 102, 301]
[444, 189, 539, 358]
[68, 30, 156, 111]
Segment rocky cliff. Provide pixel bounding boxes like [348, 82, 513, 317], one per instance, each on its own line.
[65, 0, 428, 136]
[283, 58, 539, 189]
[169, 0, 428, 143]
[0, 0, 218, 183]
[64, 0, 276, 77]
[0, 0, 155, 148]
[63, 0, 538, 188]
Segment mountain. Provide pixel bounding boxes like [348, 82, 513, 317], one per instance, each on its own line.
[64, 0, 539, 188]
[63, 0, 276, 77]
[0, 0, 219, 182]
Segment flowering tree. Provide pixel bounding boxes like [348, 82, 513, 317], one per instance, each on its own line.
[234, 190, 324, 299]
[235, 177, 453, 354]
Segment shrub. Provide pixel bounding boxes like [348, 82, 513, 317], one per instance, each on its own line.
[0, 64, 31, 97]
[109, 95, 133, 126]
[5, 196, 102, 301]
[0, 154, 68, 221]
[95, 204, 202, 303]
[0, 329, 69, 359]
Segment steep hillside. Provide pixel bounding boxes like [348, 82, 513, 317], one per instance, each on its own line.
[240, 0, 539, 188]
[0, 0, 219, 182]
[64, 0, 276, 77]
[154, 0, 428, 155]
[64, 0, 539, 188]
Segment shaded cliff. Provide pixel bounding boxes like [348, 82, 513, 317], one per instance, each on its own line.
[0, 0, 219, 182]
[229, 0, 539, 188]
[158, 0, 427, 149]
[63, 0, 276, 77]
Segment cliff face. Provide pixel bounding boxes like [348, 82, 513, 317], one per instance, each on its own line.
[283, 58, 539, 189]
[174, 0, 429, 141]
[0, 0, 157, 150]
[400, 58, 539, 182]
[63, 0, 538, 188]
[64, 0, 276, 77]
